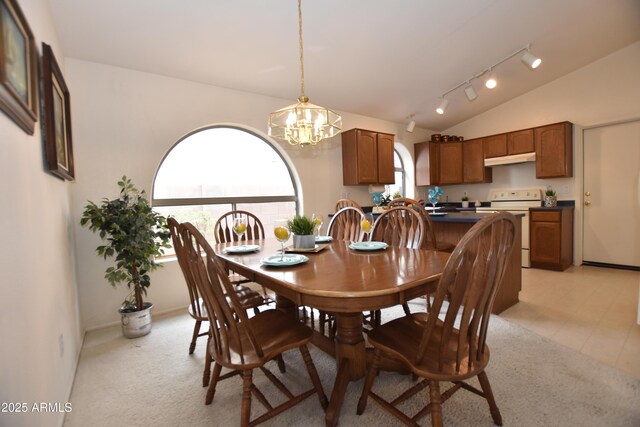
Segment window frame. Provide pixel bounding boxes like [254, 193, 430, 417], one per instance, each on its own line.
[151, 124, 300, 212]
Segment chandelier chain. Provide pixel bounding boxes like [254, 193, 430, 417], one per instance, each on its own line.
[297, 0, 305, 99]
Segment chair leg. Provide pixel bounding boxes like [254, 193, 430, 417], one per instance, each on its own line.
[299, 345, 328, 409]
[478, 371, 503, 426]
[357, 349, 381, 415]
[425, 293, 432, 312]
[240, 370, 253, 427]
[190, 320, 201, 354]
[429, 380, 443, 427]
[276, 354, 286, 373]
[205, 362, 222, 404]
[402, 303, 411, 316]
[203, 342, 212, 387]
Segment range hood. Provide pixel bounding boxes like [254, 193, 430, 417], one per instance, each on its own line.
[484, 152, 536, 167]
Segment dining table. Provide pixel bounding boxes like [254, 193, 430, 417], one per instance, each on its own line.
[214, 238, 449, 427]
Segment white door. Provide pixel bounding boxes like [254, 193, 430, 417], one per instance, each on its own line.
[583, 120, 640, 267]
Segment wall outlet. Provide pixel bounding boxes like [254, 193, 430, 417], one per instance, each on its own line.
[58, 334, 64, 358]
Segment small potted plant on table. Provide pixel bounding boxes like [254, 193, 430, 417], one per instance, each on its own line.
[461, 195, 470, 208]
[288, 215, 316, 249]
[80, 176, 171, 338]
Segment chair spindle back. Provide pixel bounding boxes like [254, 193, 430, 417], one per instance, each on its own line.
[371, 206, 425, 249]
[327, 206, 365, 242]
[214, 210, 265, 243]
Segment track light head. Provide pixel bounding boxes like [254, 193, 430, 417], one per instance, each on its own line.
[436, 98, 448, 115]
[464, 84, 477, 101]
[521, 50, 542, 69]
[406, 120, 416, 132]
[485, 70, 497, 89]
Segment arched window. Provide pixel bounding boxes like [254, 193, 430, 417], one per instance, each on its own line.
[386, 149, 406, 197]
[152, 126, 299, 244]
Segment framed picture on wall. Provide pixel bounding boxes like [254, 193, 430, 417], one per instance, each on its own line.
[42, 42, 74, 181]
[0, 0, 38, 134]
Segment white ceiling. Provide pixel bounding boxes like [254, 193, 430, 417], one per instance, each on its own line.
[49, 0, 640, 132]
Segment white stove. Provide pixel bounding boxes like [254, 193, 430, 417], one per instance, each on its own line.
[476, 188, 544, 267]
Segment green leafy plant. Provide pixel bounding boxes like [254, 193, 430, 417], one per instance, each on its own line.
[380, 194, 392, 206]
[545, 189, 556, 197]
[80, 176, 171, 311]
[392, 191, 402, 199]
[287, 215, 315, 235]
[461, 195, 469, 201]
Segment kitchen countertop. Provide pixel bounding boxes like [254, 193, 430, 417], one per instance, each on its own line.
[429, 211, 524, 223]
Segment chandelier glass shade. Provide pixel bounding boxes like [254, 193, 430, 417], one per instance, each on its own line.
[268, 95, 342, 146]
[268, 0, 341, 146]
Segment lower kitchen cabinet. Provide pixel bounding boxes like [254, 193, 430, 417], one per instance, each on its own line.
[530, 207, 574, 271]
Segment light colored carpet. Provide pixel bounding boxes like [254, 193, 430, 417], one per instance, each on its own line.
[64, 301, 640, 426]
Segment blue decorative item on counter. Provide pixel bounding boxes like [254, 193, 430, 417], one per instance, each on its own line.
[427, 186, 444, 209]
[371, 192, 383, 206]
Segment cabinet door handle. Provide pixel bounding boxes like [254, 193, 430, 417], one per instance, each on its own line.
[585, 191, 591, 196]
[584, 200, 591, 206]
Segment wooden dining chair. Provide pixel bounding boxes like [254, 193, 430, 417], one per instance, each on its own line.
[369, 206, 426, 324]
[179, 222, 328, 425]
[327, 206, 366, 242]
[335, 198, 363, 213]
[168, 218, 265, 386]
[357, 212, 518, 427]
[387, 198, 456, 312]
[213, 210, 273, 303]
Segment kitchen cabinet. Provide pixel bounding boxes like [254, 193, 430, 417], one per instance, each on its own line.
[342, 129, 395, 185]
[483, 129, 534, 158]
[439, 141, 463, 185]
[483, 133, 508, 158]
[414, 141, 439, 186]
[535, 122, 573, 178]
[530, 207, 573, 271]
[463, 138, 493, 183]
[507, 128, 535, 154]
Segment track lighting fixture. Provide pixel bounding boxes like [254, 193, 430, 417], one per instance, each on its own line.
[485, 69, 497, 89]
[521, 49, 542, 69]
[406, 119, 416, 133]
[464, 83, 477, 101]
[435, 99, 448, 115]
[433, 43, 542, 116]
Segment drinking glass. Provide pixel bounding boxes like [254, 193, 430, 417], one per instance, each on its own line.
[361, 213, 373, 241]
[311, 213, 323, 237]
[233, 217, 247, 243]
[273, 219, 290, 257]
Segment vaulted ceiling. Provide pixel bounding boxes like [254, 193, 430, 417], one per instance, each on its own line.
[50, 0, 640, 131]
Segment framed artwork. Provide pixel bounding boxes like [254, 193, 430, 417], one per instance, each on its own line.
[0, 0, 38, 134]
[42, 43, 74, 180]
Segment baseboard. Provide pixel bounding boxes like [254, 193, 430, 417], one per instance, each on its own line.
[60, 330, 86, 427]
[85, 306, 186, 332]
[582, 261, 640, 272]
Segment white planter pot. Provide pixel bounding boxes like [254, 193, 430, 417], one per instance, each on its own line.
[293, 234, 315, 249]
[119, 302, 153, 338]
[461, 201, 469, 208]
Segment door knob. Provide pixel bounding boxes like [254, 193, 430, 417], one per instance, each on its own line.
[584, 200, 591, 206]
[585, 191, 591, 196]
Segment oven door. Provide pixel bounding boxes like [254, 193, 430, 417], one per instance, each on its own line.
[477, 207, 530, 267]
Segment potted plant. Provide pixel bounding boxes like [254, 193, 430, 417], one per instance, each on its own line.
[461, 195, 470, 208]
[80, 176, 171, 338]
[288, 215, 316, 249]
[544, 188, 558, 207]
[392, 190, 402, 200]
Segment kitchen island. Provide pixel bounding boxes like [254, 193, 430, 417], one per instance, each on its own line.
[430, 211, 522, 314]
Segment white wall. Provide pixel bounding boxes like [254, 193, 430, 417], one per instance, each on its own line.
[65, 58, 432, 330]
[0, 1, 82, 426]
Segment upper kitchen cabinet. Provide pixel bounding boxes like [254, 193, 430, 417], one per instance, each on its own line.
[342, 128, 395, 185]
[483, 133, 508, 158]
[535, 122, 573, 178]
[484, 129, 534, 158]
[439, 141, 463, 185]
[463, 138, 493, 183]
[414, 141, 439, 186]
[507, 128, 535, 154]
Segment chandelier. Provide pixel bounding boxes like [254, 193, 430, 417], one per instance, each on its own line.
[268, 0, 342, 146]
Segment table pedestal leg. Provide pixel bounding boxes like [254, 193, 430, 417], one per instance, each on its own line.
[275, 294, 297, 320]
[325, 312, 366, 427]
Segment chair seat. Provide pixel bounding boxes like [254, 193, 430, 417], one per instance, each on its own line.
[214, 309, 313, 369]
[366, 313, 490, 381]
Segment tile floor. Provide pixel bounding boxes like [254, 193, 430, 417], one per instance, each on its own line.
[501, 265, 640, 379]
